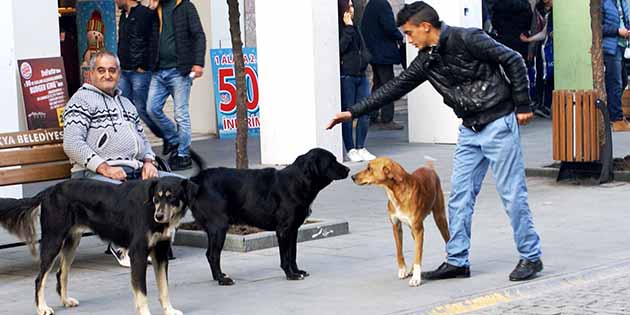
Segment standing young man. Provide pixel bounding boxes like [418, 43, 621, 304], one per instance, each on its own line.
[327, 1, 543, 282]
[147, 0, 206, 170]
[116, 0, 163, 141]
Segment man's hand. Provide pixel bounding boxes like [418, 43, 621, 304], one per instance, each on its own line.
[191, 65, 204, 78]
[142, 160, 159, 180]
[516, 112, 534, 126]
[619, 28, 630, 38]
[96, 163, 127, 181]
[343, 12, 353, 26]
[326, 111, 353, 130]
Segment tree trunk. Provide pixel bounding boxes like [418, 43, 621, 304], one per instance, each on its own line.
[590, 0, 613, 183]
[227, 0, 249, 169]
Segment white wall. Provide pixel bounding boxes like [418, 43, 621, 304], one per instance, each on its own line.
[189, 0, 216, 135]
[256, 0, 342, 165]
[406, 0, 481, 144]
[0, 0, 61, 198]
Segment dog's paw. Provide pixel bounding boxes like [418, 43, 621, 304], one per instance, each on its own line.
[164, 307, 183, 315]
[37, 305, 55, 315]
[408, 277, 422, 287]
[286, 273, 305, 281]
[296, 269, 310, 277]
[409, 264, 421, 287]
[218, 277, 235, 286]
[398, 267, 411, 279]
[62, 297, 80, 307]
[137, 307, 152, 315]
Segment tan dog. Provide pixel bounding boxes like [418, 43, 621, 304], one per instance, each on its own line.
[352, 157, 449, 286]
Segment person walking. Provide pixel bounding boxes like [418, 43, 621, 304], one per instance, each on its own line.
[361, 0, 405, 130]
[603, 0, 630, 131]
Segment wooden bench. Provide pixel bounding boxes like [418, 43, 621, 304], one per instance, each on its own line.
[552, 90, 600, 162]
[0, 128, 71, 249]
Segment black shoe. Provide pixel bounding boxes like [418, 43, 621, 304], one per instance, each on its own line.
[378, 121, 404, 130]
[162, 140, 178, 156]
[509, 259, 543, 281]
[534, 107, 551, 119]
[421, 262, 470, 280]
[168, 155, 192, 171]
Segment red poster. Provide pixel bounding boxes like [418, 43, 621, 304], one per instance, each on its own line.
[18, 57, 69, 130]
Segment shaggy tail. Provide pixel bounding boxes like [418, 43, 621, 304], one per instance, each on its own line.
[0, 189, 49, 256]
[424, 155, 437, 170]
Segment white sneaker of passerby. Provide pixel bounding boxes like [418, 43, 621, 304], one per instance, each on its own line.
[110, 245, 131, 268]
[357, 148, 376, 161]
[347, 149, 363, 162]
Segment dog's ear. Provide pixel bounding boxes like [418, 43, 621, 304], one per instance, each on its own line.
[181, 179, 199, 206]
[383, 165, 403, 182]
[145, 179, 159, 205]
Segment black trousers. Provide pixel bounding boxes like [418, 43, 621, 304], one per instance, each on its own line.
[370, 63, 396, 123]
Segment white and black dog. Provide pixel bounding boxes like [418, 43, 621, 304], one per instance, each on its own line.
[0, 176, 197, 315]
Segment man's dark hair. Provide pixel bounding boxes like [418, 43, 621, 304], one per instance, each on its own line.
[396, 1, 442, 28]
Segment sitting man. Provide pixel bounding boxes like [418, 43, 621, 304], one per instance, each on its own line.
[62, 50, 175, 267]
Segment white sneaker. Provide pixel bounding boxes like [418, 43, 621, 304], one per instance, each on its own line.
[110, 246, 131, 268]
[347, 149, 363, 162]
[357, 148, 376, 161]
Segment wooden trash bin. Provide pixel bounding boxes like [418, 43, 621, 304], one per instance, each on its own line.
[552, 90, 600, 162]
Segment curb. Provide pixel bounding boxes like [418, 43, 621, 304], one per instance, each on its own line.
[173, 219, 350, 252]
[525, 167, 630, 182]
[390, 260, 630, 315]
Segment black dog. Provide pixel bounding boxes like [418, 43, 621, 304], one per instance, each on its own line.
[0, 177, 197, 315]
[189, 148, 349, 285]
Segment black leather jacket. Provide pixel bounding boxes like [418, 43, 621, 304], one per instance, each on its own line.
[349, 24, 532, 129]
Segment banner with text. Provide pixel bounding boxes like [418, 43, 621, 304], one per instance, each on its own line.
[210, 48, 260, 139]
[18, 57, 69, 130]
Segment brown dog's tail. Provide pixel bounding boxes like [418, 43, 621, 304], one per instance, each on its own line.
[0, 189, 49, 256]
[424, 155, 437, 170]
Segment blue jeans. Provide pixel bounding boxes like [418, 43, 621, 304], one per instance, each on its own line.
[119, 70, 163, 138]
[147, 68, 193, 156]
[604, 46, 624, 121]
[340, 75, 370, 151]
[71, 167, 183, 184]
[446, 113, 542, 267]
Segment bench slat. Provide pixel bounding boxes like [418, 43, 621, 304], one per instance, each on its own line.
[575, 91, 584, 161]
[0, 145, 67, 167]
[0, 163, 71, 186]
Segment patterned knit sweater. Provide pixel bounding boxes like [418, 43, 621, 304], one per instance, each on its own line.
[63, 84, 155, 173]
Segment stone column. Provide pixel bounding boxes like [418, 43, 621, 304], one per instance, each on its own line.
[256, 0, 343, 165]
[406, 0, 481, 144]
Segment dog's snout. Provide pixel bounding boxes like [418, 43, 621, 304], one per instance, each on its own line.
[154, 212, 165, 222]
[351, 174, 357, 181]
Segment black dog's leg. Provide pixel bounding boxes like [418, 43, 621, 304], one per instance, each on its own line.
[129, 245, 151, 315]
[56, 232, 81, 308]
[35, 233, 65, 315]
[151, 241, 181, 315]
[205, 224, 234, 286]
[288, 228, 309, 277]
[277, 228, 304, 280]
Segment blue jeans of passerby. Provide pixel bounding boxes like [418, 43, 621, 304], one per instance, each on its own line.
[147, 68, 193, 157]
[340, 75, 370, 152]
[446, 113, 542, 267]
[119, 70, 163, 138]
[604, 46, 625, 122]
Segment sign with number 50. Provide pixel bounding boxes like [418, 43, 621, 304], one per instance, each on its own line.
[211, 48, 260, 139]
